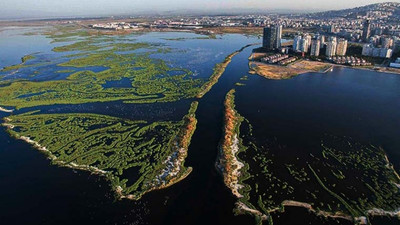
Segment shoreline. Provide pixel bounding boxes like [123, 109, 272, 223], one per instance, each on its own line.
[197, 43, 259, 98]
[216, 89, 268, 221]
[0, 106, 14, 113]
[2, 102, 199, 201]
[332, 63, 400, 75]
[250, 59, 400, 81]
[4, 127, 109, 175]
[249, 60, 333, 80]
[118, 103, 198, 200]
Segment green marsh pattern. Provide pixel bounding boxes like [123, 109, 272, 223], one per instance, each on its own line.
[233, 115, 400, 224]
[6, 102, 197, 199]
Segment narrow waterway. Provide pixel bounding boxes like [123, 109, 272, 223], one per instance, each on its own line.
[143, 45, 257, 225]
[1, 39, 399, 225]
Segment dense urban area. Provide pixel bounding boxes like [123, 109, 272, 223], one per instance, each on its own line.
[84, 2, 400, 69]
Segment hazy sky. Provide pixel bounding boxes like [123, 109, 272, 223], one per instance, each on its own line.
[1, 0, 400, 19]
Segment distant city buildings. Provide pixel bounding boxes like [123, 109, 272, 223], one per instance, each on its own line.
[326, 37, 337, 57]
[310, 38, 321, 56]
[300, 38, 309, 53]
[330, 56, 371, 66]
[382, 36, 394, 48]
[362, 20, 371, 42]
[390, 58, 400, 68]
[260, 53, 297, 65]
[329, 25, 336, 33]
[263, 24, 282, 50]
[293, 35, 302, 52]
[293, 34, 311, 53]
[89, 22, 138, 30]
[362, 44, 393, 58]
[84, 3, 400, 63]
[318, 35, 325, 47]
[336, 38, 348, 56]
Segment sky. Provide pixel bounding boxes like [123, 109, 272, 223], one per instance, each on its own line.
[0, 0, 399, 19]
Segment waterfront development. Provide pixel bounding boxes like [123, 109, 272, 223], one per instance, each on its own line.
[1, 3, 400, 225]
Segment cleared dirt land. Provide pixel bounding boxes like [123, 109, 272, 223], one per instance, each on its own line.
[249, 60, 333, 80]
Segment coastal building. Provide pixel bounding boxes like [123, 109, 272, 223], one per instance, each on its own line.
[300, 38, 309, 53]
[382, 37, 393, 49]
[362, 44, 374, 56]
[318, 35, 325, 47]
[369, 35, 380, 46]
[380, 48, 393, 58]
[304, 34, 312, 50]
[310, 39, 321, 56]
[293, 35, 302, 52]
[293, 34, 311, 53]
[394, 38, 400, 53]
[326, 37, 337, 57]
[336, 38, 348, 56]
[373, 27, 384, 36]
[329, 24, 336, 33]
[276, 25, 283, 49]
[362, 20, 371, 42]
[362, 44, 393, 58]
[263, 24, 282, 50]
[390, 58, 400, 68]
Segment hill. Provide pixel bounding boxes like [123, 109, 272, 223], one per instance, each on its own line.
[303, 2, 400, 23]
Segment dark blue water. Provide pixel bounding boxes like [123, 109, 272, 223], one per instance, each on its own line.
[102, 77, 132, 88]
[15, 99, 194, 123]
[235, 67, 400, 170]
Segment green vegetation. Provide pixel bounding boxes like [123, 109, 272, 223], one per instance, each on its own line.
[44, 25, 95, 42]
[1, 54, 37, 72]
[196, 44, 254, 98]
[52, 40, 104, 52]
[240, 75, 249, 81]
[55, 69, 75, 73]
[1, 25, 250, 109]
[21, 54, 36, 63]
[163, 35, 217, 41]
[52, 40, 152, 53]
[219, 98, 400, 225]
[4, 101, 198, 199]
[0, 41, 202, 109]
[218, 89, 267, 222]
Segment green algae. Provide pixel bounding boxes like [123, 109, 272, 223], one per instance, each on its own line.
[0, 43, 202, 109]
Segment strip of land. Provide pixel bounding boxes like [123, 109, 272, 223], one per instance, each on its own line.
[3, 102, 199, 200]
[217, 89, 268, 223]
[197, 44, 257, 98]
[0, 106, 14, 113]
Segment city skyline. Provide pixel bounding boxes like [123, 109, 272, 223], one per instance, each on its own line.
[1, 0, 400, 19]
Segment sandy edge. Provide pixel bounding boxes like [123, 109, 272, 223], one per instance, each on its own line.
[2, 119, 194, 201]
[0, 106, 14, 113]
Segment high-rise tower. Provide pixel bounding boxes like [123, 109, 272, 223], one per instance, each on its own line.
[310, 39, 321, 56]
[362, 20, 371, 43]
[263, 24, 282, 50]
[336, 38, 348, 56]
